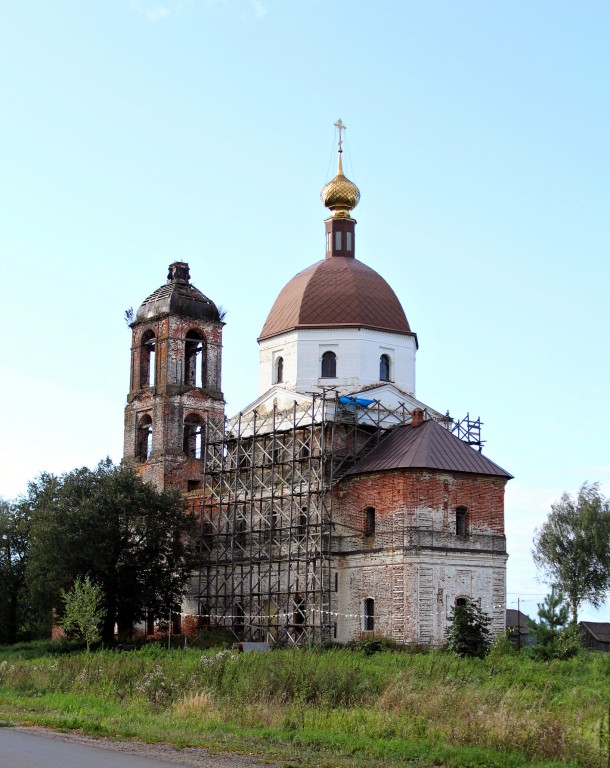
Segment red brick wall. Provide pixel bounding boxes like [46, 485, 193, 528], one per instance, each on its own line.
[335, 469, 506, 542]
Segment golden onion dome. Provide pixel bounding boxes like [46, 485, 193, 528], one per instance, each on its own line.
[320, 151, 361, 218]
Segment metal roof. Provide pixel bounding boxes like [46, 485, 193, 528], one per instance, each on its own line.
[136, 263, 220, 323]
[580, 621, 610, 643]
[347, 418, 513, 478]
[259, 256, 414, 341]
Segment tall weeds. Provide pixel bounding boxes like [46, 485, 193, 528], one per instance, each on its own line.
[1, 643, 608, 767]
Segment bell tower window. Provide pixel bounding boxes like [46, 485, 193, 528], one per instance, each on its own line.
[321, 350, 337, 378]
[137, 415, 153, 461]
[185, 331, 205, 388]
[140, 331, 156, 388]
[184, 414, 203, 459]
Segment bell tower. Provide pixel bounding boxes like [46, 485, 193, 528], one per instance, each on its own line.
[123, 261, 225, 492]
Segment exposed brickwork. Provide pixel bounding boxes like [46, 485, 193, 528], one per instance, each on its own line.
[332, 469, 508, 644]
[123, 267, 225, 493]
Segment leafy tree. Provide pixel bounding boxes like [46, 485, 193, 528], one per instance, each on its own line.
[0, 498, 32, 644]
[533, 482, 610, 623]
[60, 576, 105, 651]
[25, 459, 195, 644]
[445, 599, 492, 658]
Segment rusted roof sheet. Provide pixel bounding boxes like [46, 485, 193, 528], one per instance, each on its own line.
[580, 622, 610, 643]
[347, 418, 513, 478]
[259, 257, 414, 341]
[137, 274, 219, 323]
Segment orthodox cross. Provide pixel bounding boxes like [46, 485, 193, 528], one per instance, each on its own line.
[334, 118, 346, 152]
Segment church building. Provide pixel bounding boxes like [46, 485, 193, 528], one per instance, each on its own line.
[123, 124, 511, 645]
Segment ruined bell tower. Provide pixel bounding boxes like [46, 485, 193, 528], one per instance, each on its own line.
[123, 262, 225, 492]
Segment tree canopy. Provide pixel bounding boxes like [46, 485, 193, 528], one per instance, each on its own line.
[23, 459, 195, 643]
[0, 498, 32, 644]
[532, 482, 610, 623]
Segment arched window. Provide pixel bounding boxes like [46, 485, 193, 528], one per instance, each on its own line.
[364, 506, 376, 536]
[363, 598, 375, 632]
[321, 350, 337, 378]
[137, 414, 153, 461]
[275, 356, 284, 384]
[379, 354, 390, 382]
[185, 331, 205, 387]
[455, 597, 468, 608]
[140, 330, 156, 388]
[183, 414, 203, 459]
[456, 506, 468, 536]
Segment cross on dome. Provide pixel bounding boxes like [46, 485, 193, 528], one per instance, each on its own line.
[321, 118, 360, 218]
[334, 118, 346, 153]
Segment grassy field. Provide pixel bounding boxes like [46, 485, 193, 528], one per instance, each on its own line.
[0, 639, 609, 768]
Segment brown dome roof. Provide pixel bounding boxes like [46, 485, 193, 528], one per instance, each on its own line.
[259, 256, 413, 341]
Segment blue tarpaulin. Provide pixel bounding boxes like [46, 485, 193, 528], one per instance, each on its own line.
[339, 396, 375, 407]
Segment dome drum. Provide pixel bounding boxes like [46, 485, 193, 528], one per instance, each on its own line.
[325, 217, 356, 259]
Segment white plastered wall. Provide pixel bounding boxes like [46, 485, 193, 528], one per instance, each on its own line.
[334, 551, 507, 645]
[259, 327, 417, 397]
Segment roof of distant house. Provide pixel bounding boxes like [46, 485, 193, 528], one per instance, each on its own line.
[580, 621, 610, 643]
[506, 609, 532, 633]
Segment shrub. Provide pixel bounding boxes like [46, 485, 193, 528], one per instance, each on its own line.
[445, 599, 492, 658]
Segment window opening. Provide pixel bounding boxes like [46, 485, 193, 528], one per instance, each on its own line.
[346, 231, 352, 251]
[235, 515, 246, 546]
[187, 480, 202, 492]
[321, 350, 337, 378]
[185, 331, 205, 387]
[298, 506, 308, 535]
[137, 415, 152, 461]
[363, 598, 375, 632]
[379, 354, 390, 382]
[456, 506, 468, 536]
[334, 571, 338, 592]
[183, 414, 203, 458]
[335, 231, 342, 250]
[364, 506, 376, 536]
[275, 356, 284, 384]
[455, 597, 468, 608]
[140, 331, 156, 388]
[234, 602, 245, 630]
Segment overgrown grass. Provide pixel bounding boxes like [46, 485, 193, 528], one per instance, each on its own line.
[0, 640, 608, 768]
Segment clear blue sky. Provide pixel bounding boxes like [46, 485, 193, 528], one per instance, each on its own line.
[1, 1, 609, 621]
